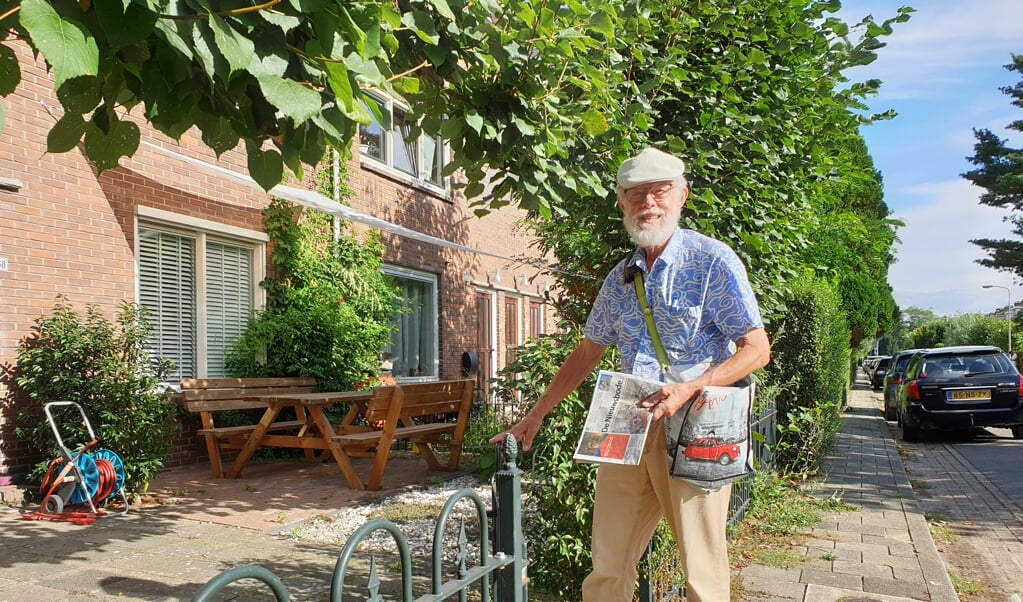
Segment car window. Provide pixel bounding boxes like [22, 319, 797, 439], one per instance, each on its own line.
[915, 351, 1016, 377]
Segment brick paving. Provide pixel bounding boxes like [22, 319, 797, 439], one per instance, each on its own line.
[735, 379, 958, 601]
[0, 378, 991, 601]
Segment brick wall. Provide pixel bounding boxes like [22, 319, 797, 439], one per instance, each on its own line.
[0, 40, 559, 481]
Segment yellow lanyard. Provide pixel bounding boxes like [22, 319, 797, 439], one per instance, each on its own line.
[632, 271, 671, 374]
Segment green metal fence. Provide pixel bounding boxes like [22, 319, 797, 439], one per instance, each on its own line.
[191, 435, 528, 602]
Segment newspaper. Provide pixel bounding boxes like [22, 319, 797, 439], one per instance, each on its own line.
[665, 380, 754, 490]
[573, 370, 660, 465]
[574, 367, 755, 491]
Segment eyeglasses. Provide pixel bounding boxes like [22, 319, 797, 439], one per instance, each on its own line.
[624, 183, 676, 204]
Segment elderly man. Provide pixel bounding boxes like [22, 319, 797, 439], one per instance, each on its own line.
[492, 147, 770, 601]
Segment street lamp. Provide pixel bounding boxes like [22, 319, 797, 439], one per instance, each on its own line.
[982, 284, 1012, 353]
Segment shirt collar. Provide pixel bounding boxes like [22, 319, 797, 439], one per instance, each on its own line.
[624, 228, 684, 280]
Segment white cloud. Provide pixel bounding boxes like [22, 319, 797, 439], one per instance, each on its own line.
[843, 1, 1023, 100]
[888, 179, 1022, 315]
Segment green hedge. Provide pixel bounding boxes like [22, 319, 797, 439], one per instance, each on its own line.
[763, 276, 849, 477]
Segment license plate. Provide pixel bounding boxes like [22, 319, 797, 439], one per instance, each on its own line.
[948, 390, 991, 401]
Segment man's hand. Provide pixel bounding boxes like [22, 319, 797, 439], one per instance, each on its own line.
[489, 413, 544, 451]
[636, 382, 703, 421]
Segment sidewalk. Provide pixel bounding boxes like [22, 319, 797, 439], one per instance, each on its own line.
[0, 383, 960, 601]
[736, 380, 958, 601]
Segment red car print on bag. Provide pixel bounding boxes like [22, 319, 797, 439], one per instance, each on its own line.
[683, 437, 740, 465]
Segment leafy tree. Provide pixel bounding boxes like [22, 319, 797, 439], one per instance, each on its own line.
[908, 319, 947, 349]
[902, 307, 939, 330]
[0, 0, 619, 209]
[763, 276, 848, 477]
[942, 313, 1007, 349]
[799, 136, 900, 348]
[1, 0, 909, 226]
[529, 1, 911, 322]
[964, 53, 1023, 278]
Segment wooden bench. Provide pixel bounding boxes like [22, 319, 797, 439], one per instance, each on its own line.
[180, 377, 317, 477]
[334, 379, 475, 490]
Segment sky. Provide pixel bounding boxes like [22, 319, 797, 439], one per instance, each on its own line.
[837, 1, 1023, 316]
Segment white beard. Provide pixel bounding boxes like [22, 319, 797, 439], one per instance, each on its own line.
[624, 204, 682, 248]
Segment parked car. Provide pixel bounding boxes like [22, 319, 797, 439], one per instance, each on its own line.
[896, 345, 1023, 441]
[870, 355, 893, 391]
[683, 437, 740, 465]
[882, 349, 925, 420]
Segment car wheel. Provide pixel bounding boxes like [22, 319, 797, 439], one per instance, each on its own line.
[718, 454, 733, 466]
[884, 401, 897, 421]
[901, 416, 922, 442]
[1011, 426, 1023, 440]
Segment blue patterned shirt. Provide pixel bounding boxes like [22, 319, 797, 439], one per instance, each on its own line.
[583, 228, 764, 381]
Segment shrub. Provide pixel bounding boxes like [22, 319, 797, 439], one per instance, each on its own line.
[226, 198, 402, 391]
[764, 275, 849, 476]
[488, 325, 618, 600]
[5, 297, 178, 493]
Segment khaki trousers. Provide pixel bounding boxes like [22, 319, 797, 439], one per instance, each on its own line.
[581, 426, 732, 602]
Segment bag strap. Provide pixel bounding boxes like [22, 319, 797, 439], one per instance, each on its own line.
[632, 270, 671, 374]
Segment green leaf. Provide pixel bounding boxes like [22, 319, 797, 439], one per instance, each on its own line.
[94, 2, 159, 50]
[83, 115, 140, 172]
[19, 0, 99, 88]
[260, 10, 302, 33]
[257, 76, 322, 123]
[206, 11, 256, 79]
[56, 75, 101, 115]
[247, 145, 284, 191]
[191, 21, 224, 82]
[0, 43, 20, 96]
[47, 112, 88, 153]
[312, 105, 355, 143]
[580, 109, 608, 136]
[196, 113, 239, 156]
[588, 10, 615, 40]
[402, 11, 440, 45]
[428, 0, 456, 21]
[465, 112, 484, 134]
[324, 62, 371, 123]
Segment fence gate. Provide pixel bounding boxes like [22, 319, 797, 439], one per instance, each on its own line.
[192, 436, 528, 602]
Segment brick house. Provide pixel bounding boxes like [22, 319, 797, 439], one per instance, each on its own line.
[0, 40, 557, 482]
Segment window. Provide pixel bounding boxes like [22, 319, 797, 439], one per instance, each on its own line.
[383, 266, 438, 381]
[137, 209, 266, 381]
[359, 95, 446, 188]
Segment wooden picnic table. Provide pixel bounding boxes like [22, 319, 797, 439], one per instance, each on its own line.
[226, 390, 373, 488]
[227, 380, 475, 491]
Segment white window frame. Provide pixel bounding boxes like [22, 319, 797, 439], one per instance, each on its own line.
[359, 93, 449, 193]
[136, 206, 267, 380]
[382, 265, 439, 382]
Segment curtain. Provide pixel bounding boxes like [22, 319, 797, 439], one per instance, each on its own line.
[388, 276, 436, 378]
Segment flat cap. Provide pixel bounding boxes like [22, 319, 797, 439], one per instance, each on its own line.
[616, 147, 686, 189]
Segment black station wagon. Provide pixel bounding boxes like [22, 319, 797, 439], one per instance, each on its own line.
[897, 345, 1023, 441]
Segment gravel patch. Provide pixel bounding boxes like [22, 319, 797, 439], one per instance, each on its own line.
[290, 475, 494, 562]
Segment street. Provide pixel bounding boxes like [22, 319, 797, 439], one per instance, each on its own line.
[872, 390, 1023, 600]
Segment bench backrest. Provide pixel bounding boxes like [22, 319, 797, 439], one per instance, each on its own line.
[180, 377, 317, 413]
[363, 379, 474, 423]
